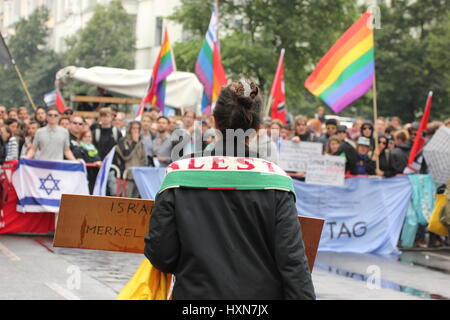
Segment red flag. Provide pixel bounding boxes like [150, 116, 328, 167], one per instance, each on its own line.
[55, 90, 66, 113]
[406, 91, 433, 172]
[270, 49, 286, 124]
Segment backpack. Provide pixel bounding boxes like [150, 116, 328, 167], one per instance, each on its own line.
[95, 126, 119, 145]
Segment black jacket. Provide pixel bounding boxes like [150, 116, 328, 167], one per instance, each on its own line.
[144, 143, 315, 300]
[145, 188, 315, 300]
[378, 149, 395, 177]
[337, 140, 359, 175]
[391, 143, 411, 174]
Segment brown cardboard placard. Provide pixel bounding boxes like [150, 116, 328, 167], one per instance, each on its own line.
[54, 194, 324, 271]
[53, 194, 154, 254]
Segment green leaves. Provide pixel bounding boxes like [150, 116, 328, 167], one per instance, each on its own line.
[0, 7, 62, 109]
[64, 0, 135, 69]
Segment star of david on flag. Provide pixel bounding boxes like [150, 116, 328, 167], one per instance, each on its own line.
[39, 174, 61, 196]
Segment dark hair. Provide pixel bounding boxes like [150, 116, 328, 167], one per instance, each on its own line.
[5, 118, 18, 126]
[213, 80, 262, 134]
[325, 118, 338, 126]
[157, 116, 169, 123]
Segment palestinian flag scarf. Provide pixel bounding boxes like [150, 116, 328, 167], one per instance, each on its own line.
[157, 156, 295, 200]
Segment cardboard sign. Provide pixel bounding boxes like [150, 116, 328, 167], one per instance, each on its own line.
[305, 155, 346, 187]
[54, 194, 324, 271]
[53, 194, 154, 254]
[278, 140, 323, 172]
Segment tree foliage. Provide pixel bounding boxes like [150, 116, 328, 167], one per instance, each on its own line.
[374, 0, 450, 122]
[0, 7, 63, 109]
[171, 0, 450, 121]
[63, 0, 136, 96]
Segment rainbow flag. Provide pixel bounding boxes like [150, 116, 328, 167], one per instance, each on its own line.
[137, 29, 174, 119]
[195, 8, 227, 115]
[305, 12, 374, 114]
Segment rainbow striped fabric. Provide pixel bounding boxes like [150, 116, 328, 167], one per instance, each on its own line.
[140, 29, 175, 116]
[305, 12, 374, 114]
[195, 8, 227, 115]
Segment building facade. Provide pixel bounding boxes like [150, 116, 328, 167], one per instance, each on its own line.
[0, 0, 184, 69]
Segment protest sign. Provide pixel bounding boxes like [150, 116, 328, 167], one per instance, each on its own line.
[305, 155, 346, 187]
[278, 140, 322, 172]
[54, 194, 323, 271]
[53, 194, 154, 253]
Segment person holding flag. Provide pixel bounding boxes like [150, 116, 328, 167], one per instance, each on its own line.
[195, 7, 227, 115]
[136, 29, 175, 120]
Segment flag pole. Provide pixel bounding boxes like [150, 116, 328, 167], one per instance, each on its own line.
[13, 62, 37, 111]
[369, 10, 380, 172]
[1, 33, 37, 111]
[372, 72, 380, 172]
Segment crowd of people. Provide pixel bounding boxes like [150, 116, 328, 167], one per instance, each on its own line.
[0, 101, 449, 248]
[1, 103, 450, 186]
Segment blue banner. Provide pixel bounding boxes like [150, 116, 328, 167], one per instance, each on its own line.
[294, 176, 412, 255]
[132, 169, 414, 255]
[132, 167, 166, 200]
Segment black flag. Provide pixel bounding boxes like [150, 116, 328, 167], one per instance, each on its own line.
[0, 32, 13, 66]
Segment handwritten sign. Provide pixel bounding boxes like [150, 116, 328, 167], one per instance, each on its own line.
[278, 140, 323, 172]
[53, 194, 154, 253]
[53, 194, 324, 271]
[305, 155, 346, 187]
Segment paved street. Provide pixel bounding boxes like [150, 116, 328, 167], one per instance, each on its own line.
[0, 234, 449, 300]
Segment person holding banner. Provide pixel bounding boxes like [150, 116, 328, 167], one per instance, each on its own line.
[144, 80, 315, 300]
[371, 135, 395, 178]
[352, 137, 376, 175]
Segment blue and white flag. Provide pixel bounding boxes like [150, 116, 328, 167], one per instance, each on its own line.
[93, 147, 116, 196]
[12, 159, 89, 213]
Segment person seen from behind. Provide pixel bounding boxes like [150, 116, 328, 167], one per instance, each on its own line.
[145, 79, 316, 300]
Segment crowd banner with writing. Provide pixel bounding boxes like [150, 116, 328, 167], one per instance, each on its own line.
[295, 176, 412, 255]
[305, 155, 346, 187]
[132, 168, 417, 255]
[12, 159, 89, 213]
[278, 141, 322, 172]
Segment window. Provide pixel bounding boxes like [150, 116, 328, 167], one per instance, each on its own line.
[155, 16, 163, 46]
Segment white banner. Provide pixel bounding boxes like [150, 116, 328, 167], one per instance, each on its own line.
[278, 140, 322, 172]
[305, 155, 346, 187]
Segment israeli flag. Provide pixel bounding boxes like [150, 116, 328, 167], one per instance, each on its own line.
[12, 159, 89, 213]
[93, 147, 116, 196]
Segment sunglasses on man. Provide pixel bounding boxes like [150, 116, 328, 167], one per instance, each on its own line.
[326, 126, 337, 130]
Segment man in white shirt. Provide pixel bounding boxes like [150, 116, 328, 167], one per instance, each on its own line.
[24, 107, 78, 161]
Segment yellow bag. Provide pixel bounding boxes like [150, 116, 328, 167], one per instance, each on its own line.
[116, 259, 173, 300]
[427, 194, 449, 237]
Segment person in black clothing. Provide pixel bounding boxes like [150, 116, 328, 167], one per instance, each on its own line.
[372, 135, 395, 178]
[91, 107, 122, 196]
[67, 115, 85, 160]
[360, 121, 375, 148]
[352, 137, 376, 175]
[319, 118, 338, 149]
[391, 130, 411, 174]
[335, 125, 359, 175]
[291, 115, 320, 143]
[145, 80, 315, 300]
[91, 107, 122, 160]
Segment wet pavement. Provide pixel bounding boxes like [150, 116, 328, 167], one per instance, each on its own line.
[1, 234, 449, 300]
